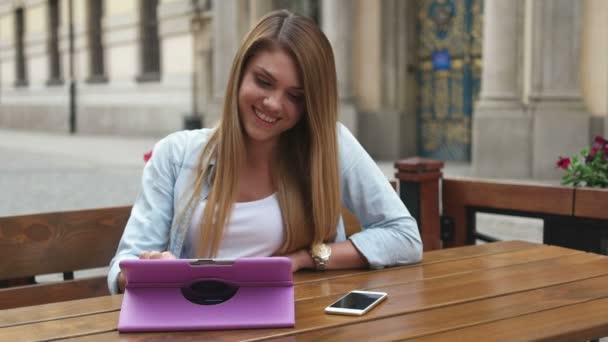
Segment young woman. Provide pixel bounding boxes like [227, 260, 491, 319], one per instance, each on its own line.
[108, 10, 422, 294]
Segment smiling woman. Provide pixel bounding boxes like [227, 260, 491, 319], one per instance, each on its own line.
[108, 10, 422, 295]
[238, 49, 305, 145]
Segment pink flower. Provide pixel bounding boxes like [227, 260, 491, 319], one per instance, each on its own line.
[556, 156, 571, 169]
[594, 136, 607, 145]
[143, 150, 153, 163]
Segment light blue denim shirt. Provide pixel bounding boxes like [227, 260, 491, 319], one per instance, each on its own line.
[107, 123, 422, 294]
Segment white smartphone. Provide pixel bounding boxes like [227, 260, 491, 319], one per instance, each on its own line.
[324, 290, 388, 316]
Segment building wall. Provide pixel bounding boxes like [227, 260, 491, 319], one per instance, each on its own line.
[581, 0, 608, 137]
[0, 0, 606, 180]
[0, 0, 195, 136]
[353, 0, 381, 113]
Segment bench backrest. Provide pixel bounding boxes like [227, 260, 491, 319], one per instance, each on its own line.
[0, 206, 130, 309]
[441, 177, 608, 248]
[0, 206, 130, 280]
[0, 201, 372, 309]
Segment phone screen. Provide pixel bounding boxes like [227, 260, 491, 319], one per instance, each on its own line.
[329, 292, 384, 310]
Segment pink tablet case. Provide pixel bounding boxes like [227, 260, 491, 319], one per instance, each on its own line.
[117, 257, 294, 332]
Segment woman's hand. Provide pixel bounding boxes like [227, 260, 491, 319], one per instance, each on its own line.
[138, 251, 177, 260]
[117, 251, 177, 293]
[284, 249, 313, 272]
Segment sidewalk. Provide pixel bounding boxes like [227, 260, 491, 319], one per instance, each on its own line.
[1, 128, 475, 216]
[0, 129, 157, 216]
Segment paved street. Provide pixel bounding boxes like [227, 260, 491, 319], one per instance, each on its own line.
[0, 129, 157, 216]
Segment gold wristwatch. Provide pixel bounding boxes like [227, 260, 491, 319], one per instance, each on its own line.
[310, 243, 331, 271]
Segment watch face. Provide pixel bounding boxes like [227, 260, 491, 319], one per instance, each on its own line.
[312, 243, 331, 259]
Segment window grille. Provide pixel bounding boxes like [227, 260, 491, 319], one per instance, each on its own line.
[47, 0, 63, 85]
[137, 0, 160, 82]
[87, 0, 107, 83]
[15, 7, 27, 87]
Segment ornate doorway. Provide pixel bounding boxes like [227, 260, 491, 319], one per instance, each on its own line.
[416, 0, 482, 161]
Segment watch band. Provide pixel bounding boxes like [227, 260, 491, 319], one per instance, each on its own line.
[310, 243, 331, 271]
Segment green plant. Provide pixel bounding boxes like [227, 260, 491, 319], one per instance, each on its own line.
[556, 136, 608, 188]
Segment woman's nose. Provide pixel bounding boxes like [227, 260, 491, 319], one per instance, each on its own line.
[262, 93, 282, 112]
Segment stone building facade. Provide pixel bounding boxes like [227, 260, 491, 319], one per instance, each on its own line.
[0, 0, 607, 180]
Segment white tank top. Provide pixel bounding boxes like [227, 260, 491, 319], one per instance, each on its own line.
[183, 193, 285, 259]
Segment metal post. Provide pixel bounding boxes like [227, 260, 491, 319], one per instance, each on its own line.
[68, 0, 76, 133]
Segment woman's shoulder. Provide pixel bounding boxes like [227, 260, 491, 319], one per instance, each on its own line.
[161, 128, 214, 146]
[154, 128, 215, 167]
[336, 122, 362, 157]
[335, 122, 378, 176]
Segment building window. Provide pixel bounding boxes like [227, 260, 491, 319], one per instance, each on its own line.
[137, 0, 160, 82]
[87, 0, 106, 83]
[47, 0, 63, 85]
[14, 7, 27, 87]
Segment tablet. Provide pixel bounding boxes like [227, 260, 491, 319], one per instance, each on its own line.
[117, 257, 294, 332]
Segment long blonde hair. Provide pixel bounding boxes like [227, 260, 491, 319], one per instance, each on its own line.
[186, 10, 340, 257]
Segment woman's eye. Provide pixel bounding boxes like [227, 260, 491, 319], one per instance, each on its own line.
[288, 93, 304, 103]
[256, 77, 272, 87]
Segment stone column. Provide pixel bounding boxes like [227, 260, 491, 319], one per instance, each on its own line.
[527, 0, 589, 179]
[210, 0, 247, 125]
[249, 0, 274, 26]
[354, 0, 416, 160]
[581, 0, 608, 138]
[472, 0, 530, 178]
[190, 12, 212, 128]
[322, 0, 357, 135]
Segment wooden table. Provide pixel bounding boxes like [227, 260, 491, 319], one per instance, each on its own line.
[3, 241, 608, 341]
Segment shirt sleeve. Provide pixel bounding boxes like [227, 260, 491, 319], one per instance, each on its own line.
[107, 132, 184, 294]
[337, 123, 423, 268]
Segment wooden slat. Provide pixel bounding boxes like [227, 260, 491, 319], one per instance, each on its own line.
[294, 245, 579, 300]
[0, 206, 130, 279]
[293, 240, 537, 283]
[0, 276, 109, 310]
[0, 241, 541, 328]
[0, 295, 123, 328]
[9, 249, 606, 341]
[442, 178, 574, 215]
[271, 276, 608, 342]
[2, 311, 118, 341]
[442, 178, 574, 246]
[574, 187, 608, 220]
[413, 297, 608, 341]
[420, 240, 535, 264]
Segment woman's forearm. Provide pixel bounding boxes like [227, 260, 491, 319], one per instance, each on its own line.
[288, 240, 368, 272]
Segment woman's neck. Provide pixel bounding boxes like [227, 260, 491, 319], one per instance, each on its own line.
[244, 138, 277, 169]
[236, 138, 277, 202]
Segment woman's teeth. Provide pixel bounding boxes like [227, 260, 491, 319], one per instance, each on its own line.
[255, 108, 278, 124]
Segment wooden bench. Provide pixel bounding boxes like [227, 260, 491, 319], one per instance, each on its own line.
[0, 202, 375, 309]
[0, 206, 130, 309]
[440, 177, 608, 254]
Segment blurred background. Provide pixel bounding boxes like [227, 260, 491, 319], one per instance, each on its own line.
[1, 0, 607, 172]
[0, 0, 606, 213]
